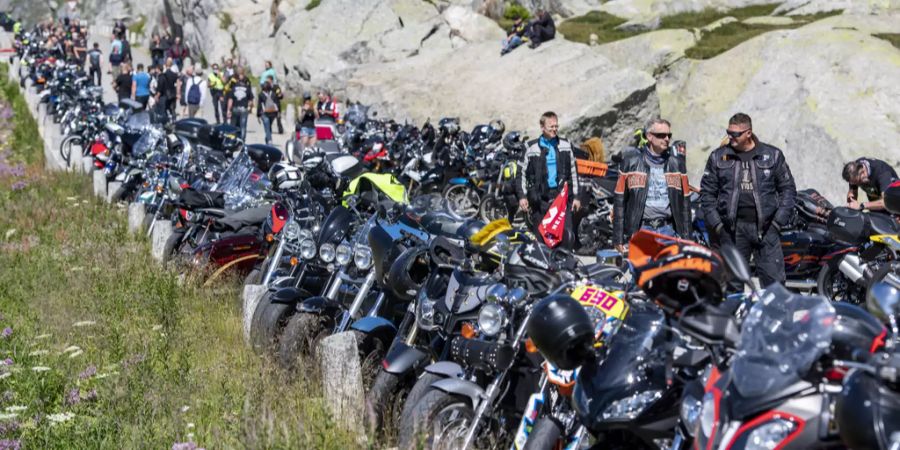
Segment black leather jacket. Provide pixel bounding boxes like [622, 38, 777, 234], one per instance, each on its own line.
[613, 146, 692, 245]
[699, 137, 796, 235]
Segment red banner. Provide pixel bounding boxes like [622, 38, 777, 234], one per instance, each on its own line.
[538, 183, 568, 248]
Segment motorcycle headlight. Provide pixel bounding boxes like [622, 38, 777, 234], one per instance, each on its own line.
[416, 295, 439, 331]
[680, 396, 703, 437]
[282, 220, 301, 241]
[299, 238, 316, 260]
[745, 419, 797, 450]
[319, 243, 336, 263]
[601, 390, 662, 421]
[298, 229, 313, 243]
[699, 392, 716, 438]
[335, 244, 352, 266]
[477, 303, 507, 337]
[354, 245, 373, 270]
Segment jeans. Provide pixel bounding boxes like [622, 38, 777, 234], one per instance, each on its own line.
[89, 65, 101, 86]
[502, 35, 523, 53]
[210, 89, 224, 123]
[231, 107, 249, 140]
[640, 223, 678, 238]
[136, 95, 149, 109]
[261, 114, 274, 145]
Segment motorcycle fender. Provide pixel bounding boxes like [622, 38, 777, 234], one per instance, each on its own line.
[350, 317, 397, 353]
[382, 342, 429, 375]
[424, 361, 465, 379]
[296, 295, 341, 315]
[430, 378, 484, 409]
[270, 276, 296, 289]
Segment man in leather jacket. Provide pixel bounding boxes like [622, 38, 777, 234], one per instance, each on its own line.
[613, 118, 692, 253]
[700, 113, 797, 286]
[516, 111, 581, 246]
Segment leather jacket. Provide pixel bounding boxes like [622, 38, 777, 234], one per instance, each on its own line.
[516, 137, 579, 203]
[699, 137, 796, 236]
[613, 146, 692, 245]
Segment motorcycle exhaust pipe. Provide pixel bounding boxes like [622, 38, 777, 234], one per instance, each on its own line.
[838, 254, 866, 283]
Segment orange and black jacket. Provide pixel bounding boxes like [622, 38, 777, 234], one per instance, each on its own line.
[613, 146, 692, 245]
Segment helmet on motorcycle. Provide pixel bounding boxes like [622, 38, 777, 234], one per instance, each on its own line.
[829, 302, 886, 362]
[630, 230, 727, 312]
[867, 281, 900, 325]
[438, 117, 460, 136]
[246, 144, 283, 173]
[527, 294, 596, 370]
[502, 131, 527, 154]
[884, 180, 900, 215]
[385, 246, 432, 302]
[456, 218, 486, 242]
[268, 163, 302, 192]
[487, 119, 506, 143]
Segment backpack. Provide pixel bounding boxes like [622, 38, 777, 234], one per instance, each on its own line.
[109, 40, 123, 64]
[187, 77, 202, 105]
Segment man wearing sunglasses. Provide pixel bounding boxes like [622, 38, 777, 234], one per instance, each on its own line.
[613, 118, 692, 254]
[700, 113, 797, 287]
[842, 158, 898, 212]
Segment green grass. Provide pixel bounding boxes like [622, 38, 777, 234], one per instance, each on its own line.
[0, 65, 42, 166]
[306, 0, 322, 11]
[686, 10, 843, 59]
[0, 64, 355, 448]
[874, 33, 900, 50]
[218, 12, 233, 31]
[659, 3, 779, 29]
[557, 11, 637, 45]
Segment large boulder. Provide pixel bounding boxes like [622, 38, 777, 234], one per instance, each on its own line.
[658, 19, 900, 202]
[595, 28, 697, 75]
[344, 38, 658, 152]
[599, 0, 781, 21]
[774, 0, 900, 15]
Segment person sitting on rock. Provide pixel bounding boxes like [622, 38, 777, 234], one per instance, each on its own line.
[527, 10, 555, 49]
[501, 17, 528, 56]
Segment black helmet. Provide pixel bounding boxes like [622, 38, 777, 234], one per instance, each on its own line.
[245, 144, 283, 173]
[867, 281, 900, 324]
[885, 180, 900, 215]
[386, 246, 431, 301]
[487, 119, 506, 143]
[502, 131, 526, 154]
[438, 117, 460, 136]
[528, 294, 596, 370]
[456, 218, 486, 241]
[829, 302, 886, 362]
[631, 230, 727, 312]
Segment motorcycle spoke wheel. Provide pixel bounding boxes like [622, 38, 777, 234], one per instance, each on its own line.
[445, 185, 479, 219]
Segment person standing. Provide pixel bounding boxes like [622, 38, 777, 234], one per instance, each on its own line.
[207, 64, 226, 124]
[516, 111, 581, 246]
[296, 94, 318, 154]
[150, 33, 165, 68]
[167, 36, 189, 69]
[272, 81, 285, 134]
[257, 81, 279, 145]
[156, 58, 181, 122]
[226, 68, 253, 140]
[113, 62, 132, 102]
[842, 157, 899, 212]
[700, 113, 797, 287]
[109, 33, 124, 79]
[316, 90, 339, 121]
[87, 42, 102, 86]
[612, 118, 692, 254]
[131, 63, 152, 109]
[259, 60, 277, 86]
[184, 68, 206, 119]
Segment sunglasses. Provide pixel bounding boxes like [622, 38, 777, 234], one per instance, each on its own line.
[726, 129, 750, 139]
[648, 132, 672, 139]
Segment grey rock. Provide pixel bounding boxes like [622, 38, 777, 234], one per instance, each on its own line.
[92, 169, 106, 198]
[317, 331, 365, 434]
[127, 203, 146, 235]
[105, 181, 121, 203]
[151, 220, 173, 264]
[241, 284, 267, 345]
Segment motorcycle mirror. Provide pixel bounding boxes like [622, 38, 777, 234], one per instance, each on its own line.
[720, 244, 752, 286]
[507, 287, 527, 305]
[868, 281, 900, 326]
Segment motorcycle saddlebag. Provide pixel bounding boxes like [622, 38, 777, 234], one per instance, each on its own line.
[178, 188, 225, 210]
[827, 207, 869, 245]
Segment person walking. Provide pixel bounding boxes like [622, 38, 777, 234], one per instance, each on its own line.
[113, 62, 132, 102]
[700, 113, 797, 287]
[272, 81, 285, 134]
[131, 63, 152, 109]
[516, 111, 581, 247]
[109, 34, 124, 79]
[184, 68, 206, 119]
[167, 36, 189, 69]
[208, 64, 226, 124]
[296, 94, 318, 154]
[842, 157, 899, 212]
[258, 80, 279, 145]
[87, 42, 102, 86]
[259, 60, 277, 86]
[226, 68, 253, 140]
[612, 118, 692, 254]
[150, 33, 165, 68]
[155, 58, 181, 122]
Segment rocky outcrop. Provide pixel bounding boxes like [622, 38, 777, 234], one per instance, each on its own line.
[343, 38, 658, 151]
[658, 18, 900, 201]
[595, 29, 696, 75]
[774, 0, 900, 15]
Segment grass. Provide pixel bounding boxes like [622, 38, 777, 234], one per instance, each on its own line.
[0, 64, 356, 448]
[686, 10, 843, 59]
[306, 0, 322, 11]
[0, 66, 41, 167]
[874, 33, 900, 50]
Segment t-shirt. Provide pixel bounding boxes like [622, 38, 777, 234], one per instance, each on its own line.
[735, 148, 758, 222]
[644, 156, 671, 220]
[539, 135, 559, 189]
[228, 79, 252, 109]
[159, 70, 179, 98]
[133, 72, 151, 97]
[87, 48, 101, 67]
[115, 73, 132, 99]
[858, 158, 899, 201]
[299, 108, 315, 128]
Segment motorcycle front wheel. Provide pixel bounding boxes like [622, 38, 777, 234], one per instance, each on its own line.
[444, 184, 480, 219]
[817, 264, 865, 304]
[276, 312, 328, 370]
[479, 196, 509, 223]
[399, 389, 474, 450]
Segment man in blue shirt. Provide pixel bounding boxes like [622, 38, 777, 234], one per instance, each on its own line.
[131, 63, 152, 109]
[516, 111, 581, 247]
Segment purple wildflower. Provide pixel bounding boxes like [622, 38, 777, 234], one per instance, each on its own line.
[172, 443, 204, 450]
[64, 388, 80, 406]
[84, 389, 98, 402]
[1, 359, 11, 366]
[0, 439, 20, 450]
[0, 328, 11, 338]
[78, 364, 96, 379]
[123, 353, 145, 368]
[0, 421, 20, 435]
[10, 181, 26, 191]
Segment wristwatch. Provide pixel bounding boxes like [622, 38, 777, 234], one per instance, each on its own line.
[861, 202, 866, 210]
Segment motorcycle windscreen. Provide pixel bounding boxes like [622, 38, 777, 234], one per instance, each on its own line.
[730, 284, 835, 398]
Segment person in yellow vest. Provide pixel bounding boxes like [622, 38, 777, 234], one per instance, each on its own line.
[208, 63, 226, 124]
